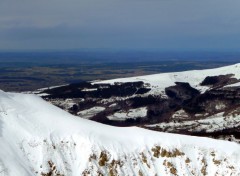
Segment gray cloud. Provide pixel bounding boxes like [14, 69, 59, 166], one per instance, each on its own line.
[0, 0, 240, 51]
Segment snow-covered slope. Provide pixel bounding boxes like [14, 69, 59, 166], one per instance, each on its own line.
[96, 63, 240, 94]
[1, 90, 240, 175]
[35, 63, 240, 143]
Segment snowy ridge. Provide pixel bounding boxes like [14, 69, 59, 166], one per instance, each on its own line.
[0, 90, 240, 175]
[96, 63, 240, 94]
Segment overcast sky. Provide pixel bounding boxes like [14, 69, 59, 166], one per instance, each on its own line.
[0, 0, 240, 51]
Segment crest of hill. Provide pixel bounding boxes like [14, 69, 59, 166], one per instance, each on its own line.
[0, 88, 240, 175]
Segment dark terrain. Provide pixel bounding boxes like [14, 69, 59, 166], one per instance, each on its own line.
[38, 73, 240, 142]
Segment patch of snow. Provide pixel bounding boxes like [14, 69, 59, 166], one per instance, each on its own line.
[109, 103, 117, 107]
[81, 88, 98, 92]
[77, 106, 105, 119]
[224, 82, 240, 88]
[215, 103, 226, 110]
[107, 107, 148, 121]
[172, 109, 189, 119]
[147, 111, 240, 133]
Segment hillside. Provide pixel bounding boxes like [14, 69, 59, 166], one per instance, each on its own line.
[0, 90, 240, 175]
[36, 64, 240, 142]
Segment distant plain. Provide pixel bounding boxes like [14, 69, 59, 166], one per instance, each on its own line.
[0, 51, 239, 92]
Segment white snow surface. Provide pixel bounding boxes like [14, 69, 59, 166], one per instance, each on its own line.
[95, 63, 240, 94]
[1, 90, 240, 175]
[1, 64, 240, 175]
[225, 81, 240, 88]
[107, 107, 148, 121]
[77, 106, 105, 119]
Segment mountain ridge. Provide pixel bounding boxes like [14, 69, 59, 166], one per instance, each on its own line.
[34, 63, 240, 143]
[0, 89, 240, 175]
